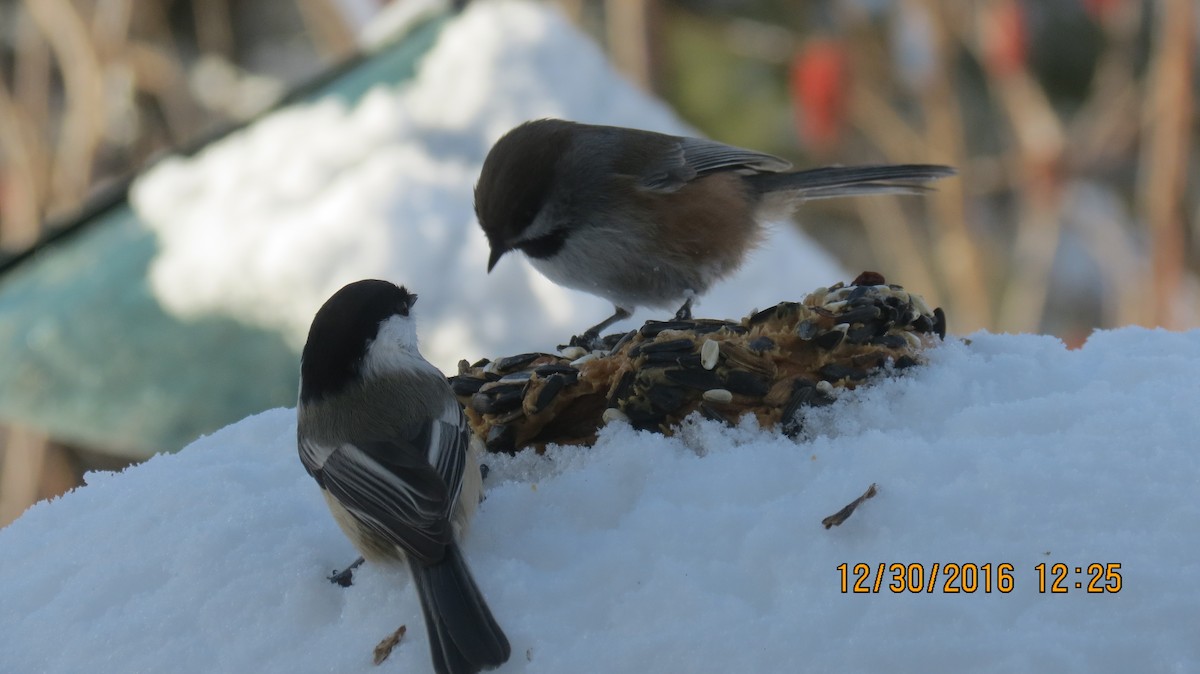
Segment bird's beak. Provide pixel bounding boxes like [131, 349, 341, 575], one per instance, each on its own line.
[487, 246, 507, 273]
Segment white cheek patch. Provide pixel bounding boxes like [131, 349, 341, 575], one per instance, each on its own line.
[362, 314, 429, 377]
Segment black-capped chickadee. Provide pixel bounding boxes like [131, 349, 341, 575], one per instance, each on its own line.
[475, 118, 955, 345]
[297, 280, 510, 674]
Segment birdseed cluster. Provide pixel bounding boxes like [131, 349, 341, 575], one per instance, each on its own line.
[450, 272, 946, 453]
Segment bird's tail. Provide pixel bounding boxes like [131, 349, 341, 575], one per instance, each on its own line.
[745, 164, 956, 199]
[410, 543, 511, 674]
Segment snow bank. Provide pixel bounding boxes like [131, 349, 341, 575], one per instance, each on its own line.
[130, 0, 843, 372]
[3, 328, 1198, 673]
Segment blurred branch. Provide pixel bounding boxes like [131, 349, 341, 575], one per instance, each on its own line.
[23, 0, 108, 217]
[606, 0, 662, 92]
[1136, 0, 1192, 329]
[296, 0, 358, 58]
[192, 0, 235, 58]
[917, 0, 990, 332]
[0, 427, 47, 527]
[846, 70, 941, 304]
[855, 195, 942, 309]
[0, 79, 42, 250]
[1068, 185, 1147, 329]
[1065, 2, 1141, 171]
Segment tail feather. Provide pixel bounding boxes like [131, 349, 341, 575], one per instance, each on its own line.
[411, 543, 511, 674]
[746, 164, 955, 199]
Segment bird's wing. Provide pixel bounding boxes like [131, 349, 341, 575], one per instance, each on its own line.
[638, 136, 792, 192]
[299, 396, 469, 565]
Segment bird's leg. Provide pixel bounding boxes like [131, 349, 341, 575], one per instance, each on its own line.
[568, 306, 632, 351]
[674, 296, 695, 321]
[328, 556, 365, 587]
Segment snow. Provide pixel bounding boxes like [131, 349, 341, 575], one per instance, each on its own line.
[2, 327, 1199, 673]
[129, 0, 843, 373]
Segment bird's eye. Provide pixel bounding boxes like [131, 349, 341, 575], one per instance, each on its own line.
[518, 229, 567, 259]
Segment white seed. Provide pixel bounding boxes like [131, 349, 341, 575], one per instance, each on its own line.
[602, 408, 629, 424]
[816, 380, 835, 396]
[570, 353, 597, 367]
[903, 330, 924, 349]
[702, 388, 733, 403]
[559, 346, 587, 360]
[700, 339, 720, 370]
[910, 293, 933, 318]
[824, 300, 848, 312]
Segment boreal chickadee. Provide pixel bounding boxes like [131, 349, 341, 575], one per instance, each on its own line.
[297, 280, 510, 674]
[475, 118, 955, 345]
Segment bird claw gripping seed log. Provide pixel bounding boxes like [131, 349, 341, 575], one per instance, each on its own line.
[450, 272, 946, 453]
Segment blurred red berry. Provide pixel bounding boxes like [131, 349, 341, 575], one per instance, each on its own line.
[981, 0, 1028, 78]
[1082, 0, 1125, 22]
[790, 38, 849, 153]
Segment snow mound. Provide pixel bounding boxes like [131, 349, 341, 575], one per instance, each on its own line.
[3, 328, 1198, 673]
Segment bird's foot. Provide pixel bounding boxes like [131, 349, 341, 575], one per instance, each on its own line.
[564, 330, 603, 352]
[328, 557, 365, 587]
[674, 296, 695, 321]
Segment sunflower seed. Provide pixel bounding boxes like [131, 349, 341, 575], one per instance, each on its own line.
[645, 384, 689, 413]
[479, 380, 526, 395]
[559, 346, 587, 360]
[639, 321, 695, 338]
[748, 306, 778, 325]
[608, 370, 636, 407]
[607, 330, 638, 354]
[449, 376, 487, 397]
[534, 364, 577, 378]
[533, 374, 566, 414]
[835, 305, 881, 325]
[639, 338, 695, 354]
[869, 334, 908, 349]
[622, 404, 663, 429]
[796, 319, 820, 340]
[702, 388, 733, 403]
[643, 352, 701, 367]
[781, 379, 820, 437]
[845, 324, 877, 345]
[499, 371, 534, 382]
[701, 339, 720, 369]
[847, 284, 872, 301]
[691, 320, 740, 335]
[602, 408, 630, 424]
[819, 363, 868, 381]
[485, 424, 516, 453]
[933, 307, 947, 339]
[724, 370, 769, 397]
[495, 352, 542, 373]
[814, 330, 845, 350]
[570, 353, 598, 367]
[747, 336, 776, 353]
[698, 403, 735, 426]
[664, 368, 722, 390]
[471, 389, 523, 415]
[911, 293, 933, 318]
